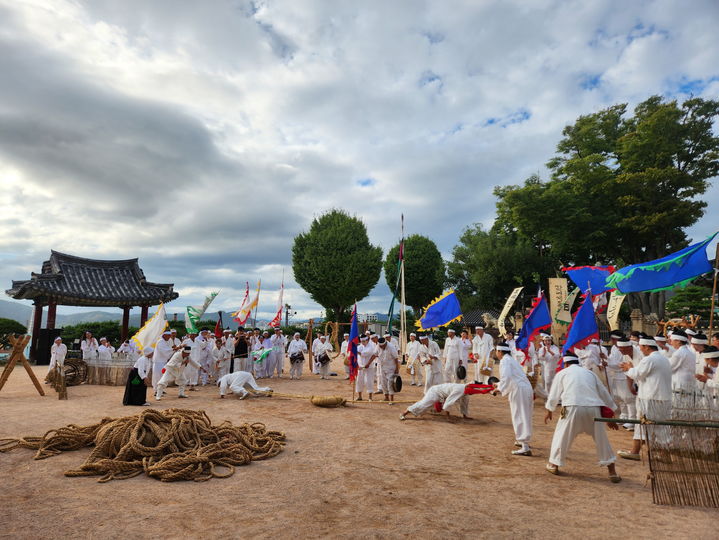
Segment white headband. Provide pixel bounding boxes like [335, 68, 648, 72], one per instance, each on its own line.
[617, 340, 632, 347]
[496, 345, 511, 352]
[639, 338, 657, 346]
[654, 336, 667, 342]
[671, 335, 688, 342]
[563, 355, 578, 362]
[409, 333, 416, 337]
[686, 329, 697, 336]
[703, 350, 719, 359]
[692, 338, 708, 345]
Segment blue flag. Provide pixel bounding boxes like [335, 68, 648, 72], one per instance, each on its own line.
[606, 233, 717, 294]
[562, 265, 616, 295]
[562, 293, 599, 355]
[416, 291, 462, 331]
[515, 295, 552, 352]
[347, 304, 359, 381]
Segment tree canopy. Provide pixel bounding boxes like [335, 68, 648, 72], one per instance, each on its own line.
[447, 225, 558, 311]
[384, 234, 445, 313]
[489, 95, 719, 316]
[665, 286, 714, 323]
[292, 209, 382, 322]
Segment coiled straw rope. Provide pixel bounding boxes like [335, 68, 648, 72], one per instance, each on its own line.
[0, 408, 285, 483]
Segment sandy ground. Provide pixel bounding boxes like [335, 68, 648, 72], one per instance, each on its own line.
[0, 359, 716, 540]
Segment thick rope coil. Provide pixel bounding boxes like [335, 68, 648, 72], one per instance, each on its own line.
[0, 408, 285, 482]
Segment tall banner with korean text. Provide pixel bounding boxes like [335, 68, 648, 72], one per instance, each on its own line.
[548, 278, 568, 340]
[498, 287, 523, 336]
[606, 291, 625, 331]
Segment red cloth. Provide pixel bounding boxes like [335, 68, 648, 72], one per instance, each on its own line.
[600, 406, 614, 418]
[464, 383, 494, 395]
[433, 401, 443, 412]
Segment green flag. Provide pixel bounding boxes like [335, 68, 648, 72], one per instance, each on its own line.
[185, 291, 219, 333]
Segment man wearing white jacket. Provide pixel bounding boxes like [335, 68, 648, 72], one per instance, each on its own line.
[218, 370, 271, 399]
[152, 331, 175, 389]
[536, 334, 560, 394]
[606, 337, 639, 430]
[493, 343, 534, 456]
[406, 333, 423, 386]
[618, 337, 672, 460]
[442, 329, 464, 383]
[668, 330, 696, 392]
[419, 335, 442, 393]
[48, 336, 67, 374]
[544, 351, 621, 482]
[155, 346, 206, 401]
[287, 333, 308, 379]
[472, 325, 494, 384]
[355, 335, 377, 401]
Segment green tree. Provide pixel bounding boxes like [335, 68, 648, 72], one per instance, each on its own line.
[447, 225, 559, 311]
[292, 209, 382, 323]
[0, 318, 27, 348]
[665, 286, 713, 323]
[60, 321, 138, 346]
[384, 234, 445, 313]
[494, 95, 719, 316]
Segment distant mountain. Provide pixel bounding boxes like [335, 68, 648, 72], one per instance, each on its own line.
[0, 300, 32, 325]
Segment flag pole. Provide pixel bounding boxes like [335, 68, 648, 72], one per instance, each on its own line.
[252, 279, 261, 328]
[399, 214, 407, 363]
[709, 243, 719, 340]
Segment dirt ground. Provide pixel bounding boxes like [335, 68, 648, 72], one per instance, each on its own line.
[0, 359, 716, 540]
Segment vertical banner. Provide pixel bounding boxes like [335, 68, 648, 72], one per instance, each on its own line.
[606, 291, 626, 331]
[555, 287, 580, 326]
[547, 278, 567, 329]
[498, 287, 523, 335]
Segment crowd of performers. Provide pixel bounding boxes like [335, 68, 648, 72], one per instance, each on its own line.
[46, 322, 719, 482]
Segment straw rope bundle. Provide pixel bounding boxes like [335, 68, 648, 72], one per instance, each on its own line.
[0, 408, 285, 483]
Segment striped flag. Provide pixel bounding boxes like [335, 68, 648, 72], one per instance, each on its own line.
[235, 280, 260, 325]
[232, 282, 250, 323]
[268, 279, 284, 328]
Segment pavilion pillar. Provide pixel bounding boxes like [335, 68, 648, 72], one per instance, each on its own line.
[140, 306, 149, 326]
[121, 307, 131, 342]
[46, 301, 57, 330]
[30, 301, 44, 361]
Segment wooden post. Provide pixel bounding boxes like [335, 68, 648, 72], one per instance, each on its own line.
[0, 335, 44, 396]
[121, 306, 131, 341]
[30, 301, 44, 362]
[140, 305, 149, 326]
[307, 318, 314, 372]
[708, 244, 719, 340]
[46, 300, 57, 330]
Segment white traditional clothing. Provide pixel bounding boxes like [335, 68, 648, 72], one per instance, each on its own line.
[377, 343, 399, 395]
[134, 354, 152, 381]
[218, 371, 271, 398]
[80, 338, 98, 363]
[311, 337, 323, 374]
[537, 343, 560, 394]
[155, 350, 202, 400]
[669, 345, 696, 392]
[406, 338, 423, 386]
[496, 352, 533, 449]
[184, 337, 203, 386]
[626, 350, 672, 443]
[355, 343, 376, 396]
[48, 342, 67, 373]
[214, 347, 232, 379]
[340, 339, 350, 378]
[421, 340, 443, 393]
[315, 340, 334, 379]
[443, 335, 464, 383]
[472, 332, 494, 383]
[407, 383, 469, 417]
[605, 345, 637, 423]
[97, 344, 112, 362]
[152, 337, 175, 388]
[287, 338, 308, 379]
[546, 364, 617, 467]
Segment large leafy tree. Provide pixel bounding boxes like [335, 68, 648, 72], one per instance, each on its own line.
[665, 286, 713, 323]
[384, 234, 445, 314]
[447, 225, 559, 311]
[494, 96, 719, 316]
[292, 209, 382, 322]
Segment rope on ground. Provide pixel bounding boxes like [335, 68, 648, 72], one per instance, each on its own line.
[256, 391, 416, 406]
[0, 408, 285, 482]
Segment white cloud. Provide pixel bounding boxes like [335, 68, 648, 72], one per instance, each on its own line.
[1, 0, 718, 316]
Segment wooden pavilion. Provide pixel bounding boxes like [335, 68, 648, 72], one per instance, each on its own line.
[6, 251, 178, 360]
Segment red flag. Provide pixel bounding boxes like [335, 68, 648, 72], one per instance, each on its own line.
[214, 312, 224, 338]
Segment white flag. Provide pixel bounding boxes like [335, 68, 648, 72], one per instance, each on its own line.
[130, 303, 168, 353]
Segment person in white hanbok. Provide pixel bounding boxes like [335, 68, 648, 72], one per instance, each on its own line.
[606, 337, 639, 430]
[696, 347, 719, 393]
[376, 337, 400, 402]
[152, 331, 175, 389]
[472, 325, 494, 384]
[442, 329, 464, 383]
[418, 335, 442, 393]
[544, 351, 621, 482]
[355, 336, 377, 401]
[314, 335, 334, 380]
[218, 371, 272, 399]
[214, 337, 231, 379]
[400, 382, 489, 420]
[97, 338, 113, 362]
[493, 343, 534, 456]
[287, 333, 308, 379]
[80, 332, 99, 364]
[340, 333, 350, 380]
[668, 330, 697, 393]
[537, 334, 560, 394]
[155, 347, 206, 401]
[618, 337, 672, 460]
[46, 337, 67, 382]
[406, 333, 423, 386]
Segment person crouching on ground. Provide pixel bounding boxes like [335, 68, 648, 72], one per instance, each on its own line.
[155, 346, 206, 401]
[544, 351, 621, 482]
[399, 382, 492, 421]
[218, 370, 272, 399]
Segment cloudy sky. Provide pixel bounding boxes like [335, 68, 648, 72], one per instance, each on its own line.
[1, 0, 718, 321]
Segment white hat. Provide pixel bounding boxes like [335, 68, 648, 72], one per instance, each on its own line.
[686, 328, 697, 336]
[162, 330, 171, 336]
[54, 336, 62, 342]
[294, 332, 300, 337]
[143, 347, 154, 356]
[639, 338, 657, 347]
[344, 333, 349, 337]
[409, 333, 416, 337]
[384, 333, 391, 337]
[496, 344, 511, 352]
[447, 328, 456, 333]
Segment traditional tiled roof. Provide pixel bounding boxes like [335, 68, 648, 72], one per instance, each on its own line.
[6, 251, 178, 307]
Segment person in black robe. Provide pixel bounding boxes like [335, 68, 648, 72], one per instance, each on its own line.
[123, 347, 153, 406]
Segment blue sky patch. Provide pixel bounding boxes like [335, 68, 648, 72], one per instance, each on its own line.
[356, 178, 376, 187]
[580, 73, 601, 90]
